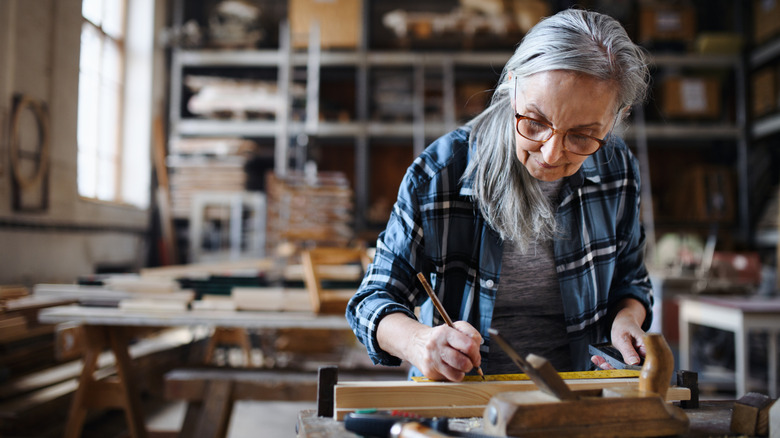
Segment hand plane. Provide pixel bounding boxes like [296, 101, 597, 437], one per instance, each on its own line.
[484, 330, 689, 437]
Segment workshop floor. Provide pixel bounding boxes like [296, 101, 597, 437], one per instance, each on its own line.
[146, 400, 316, 438]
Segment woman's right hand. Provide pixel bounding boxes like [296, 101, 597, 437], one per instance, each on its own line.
[377, 313, 482, 382]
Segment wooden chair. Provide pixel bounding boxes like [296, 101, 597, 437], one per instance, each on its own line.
[261, 247, 369, 364]
[203, 327, 253, 367]
[301, 247, 371, 314]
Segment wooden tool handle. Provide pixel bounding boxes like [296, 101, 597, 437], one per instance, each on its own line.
[390, 422, 452, 438]
[638, 333, 674, 399]
[416, 272, 454, 326]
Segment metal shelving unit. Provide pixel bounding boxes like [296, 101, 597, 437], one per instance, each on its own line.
[168, 34, 512, 230]
[751, 37, 780, 140]
[170, 48, 510, 139]
[167, 2, 759, 242]
[749, 34, 780, 248]
[169, 49, 752, 237]
[629, 51, 750, 248]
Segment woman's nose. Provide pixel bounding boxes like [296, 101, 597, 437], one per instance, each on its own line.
[541, 133, 566, 164]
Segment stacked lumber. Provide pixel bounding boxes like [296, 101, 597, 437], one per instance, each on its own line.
[169, 137, 256, 156]
[265, 171, 355, 254]
[0, 285, 28, 307]
[168, 155, 247, 218]
[33, 282, 194, 309]
[140, 258, 274, 280]
[0, 290, 77, 382]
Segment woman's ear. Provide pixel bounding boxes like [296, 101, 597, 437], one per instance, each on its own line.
[619, 106, 631, 122]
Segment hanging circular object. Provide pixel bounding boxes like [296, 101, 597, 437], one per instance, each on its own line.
[9, 94, 50, 191]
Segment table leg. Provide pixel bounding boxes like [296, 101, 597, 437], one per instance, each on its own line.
[109, 327, 149, 438]
[64, 328, 101, 438]
[735, 325, 748, 398]
[191, 380, 234, 438]
[769, 330, 778, 399]
[679, 304, 691, 372]
[63, 326, 148, 438]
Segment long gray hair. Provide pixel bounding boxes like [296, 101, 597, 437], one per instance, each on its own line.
[464, 8, 650, 250]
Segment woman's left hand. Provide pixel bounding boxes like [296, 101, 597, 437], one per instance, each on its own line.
[591, 298, 647, 370]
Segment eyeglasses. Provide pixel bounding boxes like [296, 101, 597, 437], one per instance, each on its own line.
[514, 114, 607, 156]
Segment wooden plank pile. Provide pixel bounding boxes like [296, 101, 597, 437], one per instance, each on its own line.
[168, 155, 247, 219]
[0, 287, 73, 382]
[265, 171, 354, 254]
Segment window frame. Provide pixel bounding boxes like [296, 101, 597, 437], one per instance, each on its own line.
[77, 0, 129, 205]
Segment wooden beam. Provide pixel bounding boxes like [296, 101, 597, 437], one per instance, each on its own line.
[164, 369, 319, 402]
[333, 378, 691, 419]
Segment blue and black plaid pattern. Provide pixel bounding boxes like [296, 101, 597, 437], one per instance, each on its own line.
[346, 127, 653, 372]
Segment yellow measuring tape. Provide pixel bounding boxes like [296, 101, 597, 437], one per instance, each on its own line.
[411, 369, 640, 382]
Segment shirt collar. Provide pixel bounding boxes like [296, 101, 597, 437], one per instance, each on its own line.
[459, 132, 477, 197]
[576, 133, 621, 187]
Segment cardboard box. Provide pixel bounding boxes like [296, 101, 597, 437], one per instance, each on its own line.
[754, 0, 780, 44]
[638, 2, 696, 46]
[670, 164, 735, 223]
[752, 66, 778, 118]
[289, 0, 363, 49]
[661, 77, 721, 119]
[694, 32, 743, 55]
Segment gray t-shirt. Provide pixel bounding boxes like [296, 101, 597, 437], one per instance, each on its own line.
[486, 179, 573, 374]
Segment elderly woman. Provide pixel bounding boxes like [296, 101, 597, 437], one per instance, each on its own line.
[346, 8, 653, 381]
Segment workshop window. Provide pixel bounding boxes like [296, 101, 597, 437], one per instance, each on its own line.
[78, 0, 151, 208]
[78, 0, 126, 202]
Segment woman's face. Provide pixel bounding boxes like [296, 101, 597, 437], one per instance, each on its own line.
[512, 70, 619, 181]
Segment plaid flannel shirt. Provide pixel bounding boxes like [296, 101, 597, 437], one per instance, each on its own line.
[346, 127, 653, 374]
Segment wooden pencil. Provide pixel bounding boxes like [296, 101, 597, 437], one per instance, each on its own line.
[416, 272, 485, 380]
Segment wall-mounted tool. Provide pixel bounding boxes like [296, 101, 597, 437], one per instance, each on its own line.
[9, 94, 49, 212]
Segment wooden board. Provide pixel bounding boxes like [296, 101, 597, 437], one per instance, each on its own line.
[333, 379, 691, 420]
[140, 258, 274, 279]
[3, 295, 77, 312]
[32, 284, 194, 304]
[284, 263, 363, 282]
[232, 287, 311, 312]
[38, 306, 350, 330]
[191, 295, 237, 311]
[731, 392, 774, 435]
[118, 299, 191, 312]
[165, 369, 319, 402]
[0, 285, 29, 300]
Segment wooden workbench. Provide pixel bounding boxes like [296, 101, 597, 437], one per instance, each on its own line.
[37, 305, 351, 438]
[296, 400, 736, 438]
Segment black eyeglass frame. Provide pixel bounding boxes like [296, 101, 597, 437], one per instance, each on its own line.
[514, 113, 608, 157]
